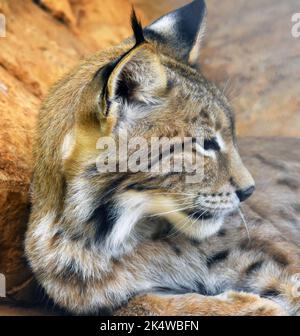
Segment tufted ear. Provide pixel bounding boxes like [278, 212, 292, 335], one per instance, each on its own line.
[99, 11, 167, 118]
[145, 0, 207, 67]
[103, 44, 167, 110]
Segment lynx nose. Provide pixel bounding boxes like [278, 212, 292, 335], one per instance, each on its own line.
[236, 186, 255, 202]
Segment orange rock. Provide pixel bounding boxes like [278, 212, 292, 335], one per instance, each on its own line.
[0, 0, 88, 98]
[40, 0, 77, 29]
[0, 65, 39, 302]
[70, 0, 146, 50]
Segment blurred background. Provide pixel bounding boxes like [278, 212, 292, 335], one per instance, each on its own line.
[0, 0, 299, 315]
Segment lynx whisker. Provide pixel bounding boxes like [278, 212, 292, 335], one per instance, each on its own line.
[238, 207, 251, 241]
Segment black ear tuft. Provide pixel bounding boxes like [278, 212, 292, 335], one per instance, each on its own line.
[131, 7, 145, 45]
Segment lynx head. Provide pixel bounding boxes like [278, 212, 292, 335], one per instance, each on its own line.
[32, 0, 254, 253]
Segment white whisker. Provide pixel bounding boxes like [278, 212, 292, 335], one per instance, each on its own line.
[146, 204, 199, 218]
[238, 207, 251, 241]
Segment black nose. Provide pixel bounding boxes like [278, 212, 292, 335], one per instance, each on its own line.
[236, 186, 255, 202]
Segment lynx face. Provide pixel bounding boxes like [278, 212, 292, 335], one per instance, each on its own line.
[59, 16, 254, 244]
[31, 1, 255, 255]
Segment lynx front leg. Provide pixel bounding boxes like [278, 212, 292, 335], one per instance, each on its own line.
[116, 291, 287, 316]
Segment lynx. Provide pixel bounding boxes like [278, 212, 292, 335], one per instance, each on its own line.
[25, 1, 300, 315]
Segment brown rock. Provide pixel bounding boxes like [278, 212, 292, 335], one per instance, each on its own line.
[40, 0, 77, 29]
[70, 0, 146, 50]
[0, 0, 88, 98]
[0, 65, 39, 302]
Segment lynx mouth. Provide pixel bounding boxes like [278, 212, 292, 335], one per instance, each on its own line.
[185, 205, 237, 221]
[188, 210, 214, 220]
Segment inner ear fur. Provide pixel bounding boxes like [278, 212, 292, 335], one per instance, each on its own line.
[104, 44, 167, 108]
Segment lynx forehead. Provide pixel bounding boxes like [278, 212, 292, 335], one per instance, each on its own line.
[25, 1, 300, 316]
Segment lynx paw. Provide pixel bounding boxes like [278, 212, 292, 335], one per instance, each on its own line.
[214, 291, 287, 316]
[116, 292, 288, 316]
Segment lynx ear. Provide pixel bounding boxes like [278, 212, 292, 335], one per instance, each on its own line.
[145, 0, 207, 66]
[94, 11, 167, 119]
[101, 43, 167, 116]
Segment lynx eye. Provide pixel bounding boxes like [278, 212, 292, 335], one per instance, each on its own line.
[204, 138, 221, 152]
